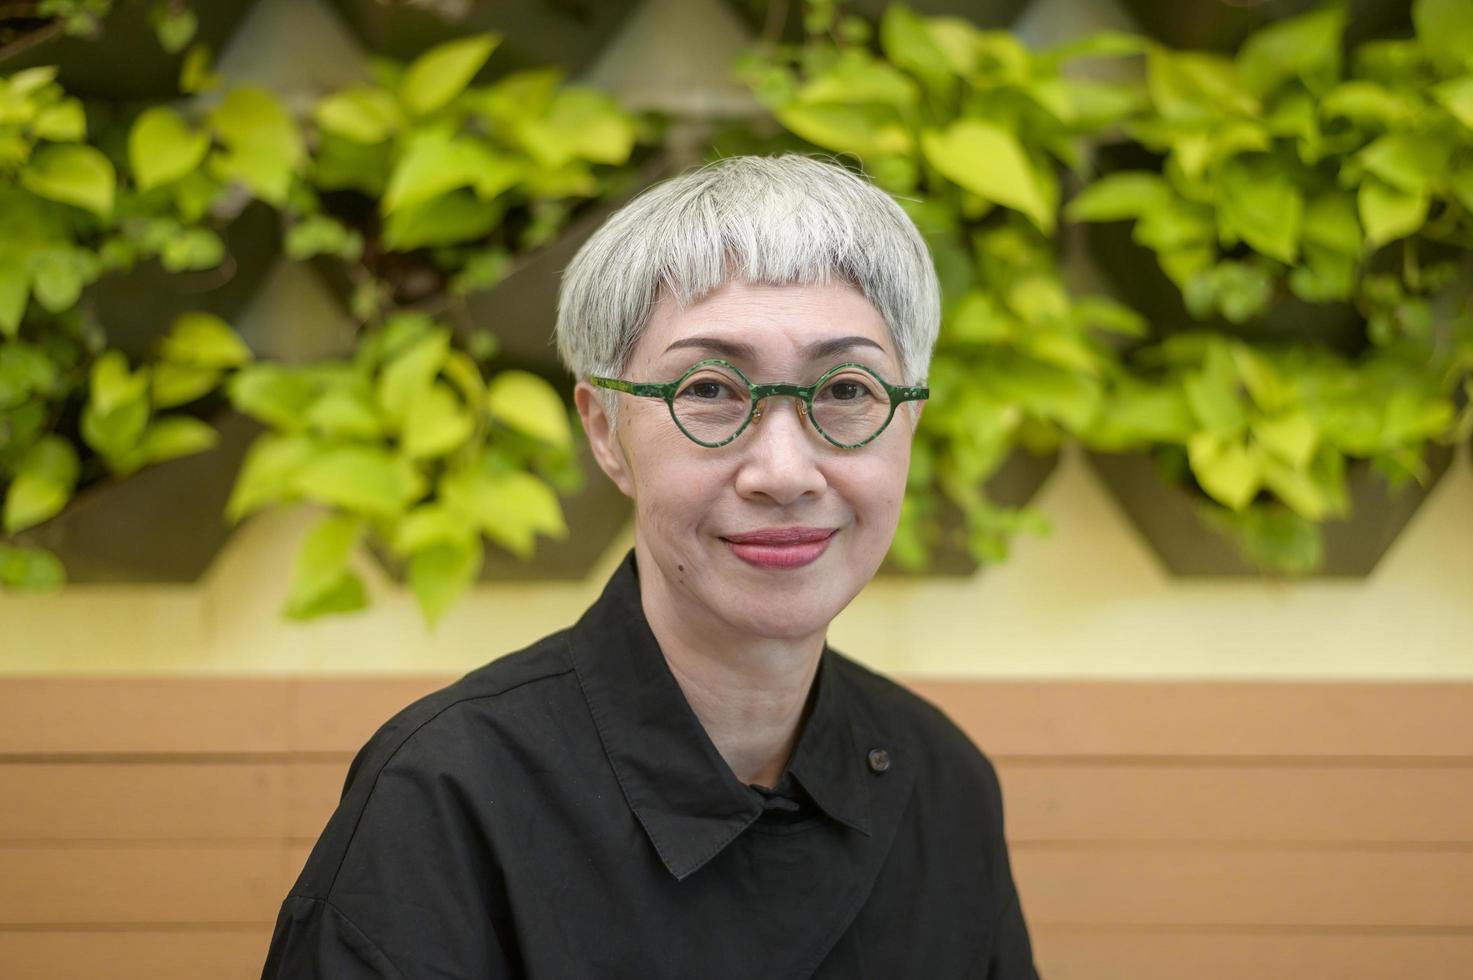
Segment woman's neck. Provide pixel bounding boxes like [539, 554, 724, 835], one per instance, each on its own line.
[637, 557, 825, 788]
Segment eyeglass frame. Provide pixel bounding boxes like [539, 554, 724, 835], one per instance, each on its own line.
[588, 357, 929, 449]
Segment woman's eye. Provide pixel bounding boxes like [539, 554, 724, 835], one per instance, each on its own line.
[823, 380, 870, 401]
[684, 380, 728, 399]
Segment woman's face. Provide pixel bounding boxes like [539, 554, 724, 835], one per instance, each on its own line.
[574, 278, 921, 641]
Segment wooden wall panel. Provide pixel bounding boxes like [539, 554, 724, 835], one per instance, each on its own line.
[2, 676, 1470, 980]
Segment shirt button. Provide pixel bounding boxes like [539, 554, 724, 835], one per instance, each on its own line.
[867, 748, 891, 773]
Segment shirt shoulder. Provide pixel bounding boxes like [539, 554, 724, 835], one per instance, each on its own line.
[288, 627, 580, 900]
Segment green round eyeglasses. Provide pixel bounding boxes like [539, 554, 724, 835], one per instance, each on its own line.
[589, 358, 929, 449]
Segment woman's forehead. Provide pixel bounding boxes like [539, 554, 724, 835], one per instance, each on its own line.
[639, 280, 895, 368]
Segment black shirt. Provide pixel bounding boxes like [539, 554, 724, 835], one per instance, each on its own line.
[261, 548, 1040, 979]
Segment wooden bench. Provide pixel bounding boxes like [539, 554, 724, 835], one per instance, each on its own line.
[2, 677, 1470, 978]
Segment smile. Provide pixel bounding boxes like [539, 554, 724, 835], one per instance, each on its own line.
[721, 530, 836, 569]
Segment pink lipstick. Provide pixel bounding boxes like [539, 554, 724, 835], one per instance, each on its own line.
[721, 527, 837, 569]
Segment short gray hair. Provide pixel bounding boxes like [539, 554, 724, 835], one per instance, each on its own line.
[554, 153, 941, 431]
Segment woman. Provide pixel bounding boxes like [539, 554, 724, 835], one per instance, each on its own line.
[261, 154, 1039, 979]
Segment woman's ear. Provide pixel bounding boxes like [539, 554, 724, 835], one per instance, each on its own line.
[574, 380, 636, 499]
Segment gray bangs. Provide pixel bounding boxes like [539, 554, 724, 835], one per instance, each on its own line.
[554, 153, 941, 429]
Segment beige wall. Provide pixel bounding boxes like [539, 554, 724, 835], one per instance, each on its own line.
[4, 439, 1471, 678]
[4, 0, 1471, 679]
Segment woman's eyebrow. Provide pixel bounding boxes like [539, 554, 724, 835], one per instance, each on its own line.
[662, 335, 887, 360]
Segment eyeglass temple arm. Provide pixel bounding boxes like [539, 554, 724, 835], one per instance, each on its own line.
[891, 385, 928, 403]
[589, 377, 673, 399]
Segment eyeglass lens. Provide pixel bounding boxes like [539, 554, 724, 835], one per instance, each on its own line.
[671, 364, 893, 446]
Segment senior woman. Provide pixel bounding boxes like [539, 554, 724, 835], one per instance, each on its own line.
[261, 154, 1038, 979]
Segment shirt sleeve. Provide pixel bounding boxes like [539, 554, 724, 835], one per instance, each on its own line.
[259, 709, 524, 979]
[261, 895, 407, 979]
[976, 751, 1042, 980]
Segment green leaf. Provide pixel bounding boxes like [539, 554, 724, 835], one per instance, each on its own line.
[485, 370, 571, 446]
[441, 468, 567, 559]
[180, 42, 220, 95]
[159, 312, 253, 368]
[880, 4, 956, 94]
[137, 415, 218, 465]
[1289, 245, 1356, 302]
[29, 248, 91, 312]
[1301, 191, 1362, 255]
[313, 87, 403, 144]
[1216, 157, 1302, 263]
[0, 340, 56, 406]
[382, 128, 518, 214]
[402, 381, 474, 459]
[408, 537, 482, 629]
[921, 120, 1055, 232]
[1319, 80, 1418, 129]
[797, 49, 921, 109]
[1065, 172, 1171, 222]
[382, 190, 505, 251]
[1147, 47, 1258, 123]
[89, 350, 148, 416]
[3, 434, 78, 533]
[1358, 178, 1428, 249]
[1187, 432, 1262, 510]
[20, 144, 114, 216]
[291, 445, 425, 517]
[1184, 343, 1249, 435]
[1083, 381, 1194, 448]
[285, 214, 363, 261]
[305, 385, 383, 440]
[1260, 456, 1329, 520]
[207, 87, 303, 205]
[129, 107, 210, 191]
[0, 542, 66, 591]
[31, 98, 85, 141]
[225, 432, 316, 522]
[1357, 133, 1450, 195]
[283, 512, 368, 620]
[1414, 0, 1473, 73]
[149, 4, 197, 52]
[515, 88, 635, 168]
[401, 33, 501, 117]
[377, 329, 450, 428]
[1452, 164, 1473, 213]
[1252, 411, 1319, 469]
[227, 364, 319, 431]
[1232, 344, 1288, 403]
[773, 102, 912, 157]
[1236, 5, 1344, 96]
[150, 362, 222, 408]
[393, 501, 478, 556]
[1432, 75, 1473, 130]
[0, 263, 28, 337]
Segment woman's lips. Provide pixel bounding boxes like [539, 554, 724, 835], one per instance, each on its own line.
[722, 530, 836, 569]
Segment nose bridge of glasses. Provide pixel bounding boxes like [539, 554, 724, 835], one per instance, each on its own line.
[750, 383, 811, 422]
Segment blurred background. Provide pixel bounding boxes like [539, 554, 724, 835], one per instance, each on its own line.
[1, 0, 1470, 976]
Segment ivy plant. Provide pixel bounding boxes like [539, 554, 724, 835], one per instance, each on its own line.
[1065, 0, 1473, 351]
[0, 66, 293, 591]
[738, 1, 1145, 568]
[0, 66, 302, 336]
[1083, 330, 1468, 573]
[0, 309, 254, 591]
[287, 31, 652, 333]
[1063, 0, 1473, 572]
[224, 312, 584, 627]
[1, 1, 200, 56]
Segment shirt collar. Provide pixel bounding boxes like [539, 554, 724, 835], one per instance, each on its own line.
[567, 547, 874, 881]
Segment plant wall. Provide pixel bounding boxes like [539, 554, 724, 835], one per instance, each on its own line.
[3, 0, 1473, 626]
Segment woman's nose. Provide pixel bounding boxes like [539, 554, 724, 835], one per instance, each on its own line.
[732, 395, 828, 504]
